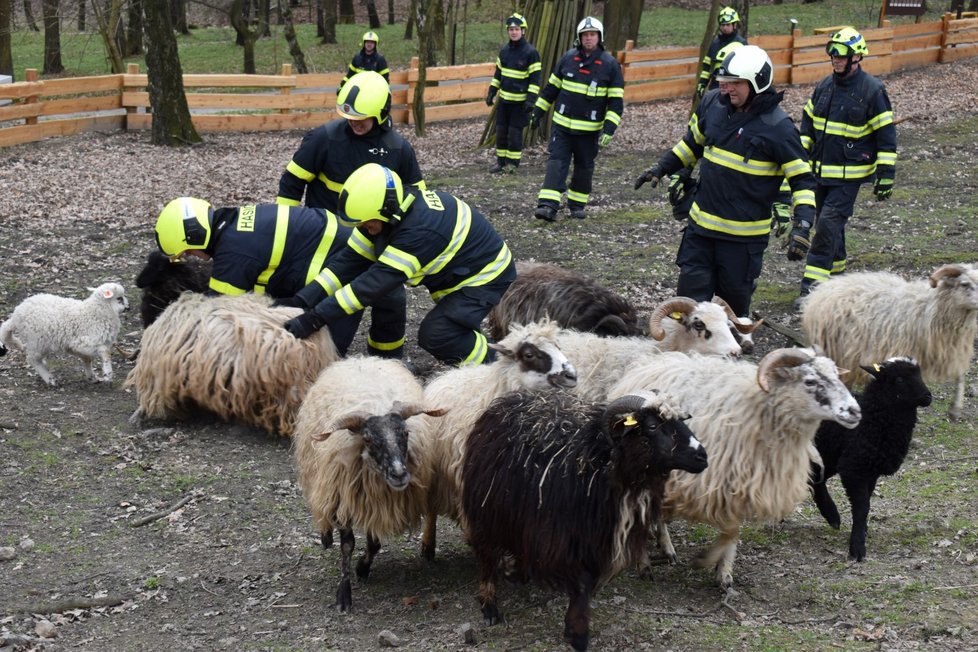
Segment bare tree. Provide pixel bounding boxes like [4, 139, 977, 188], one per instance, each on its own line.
[24, 0, 39, 31]
[404, 0, 416, 39]
[42, 0, 64, 74]
[321, 0, 336, 44]
[412, 0, 439, 135]
[365, 0, 379, 28]
[282, 1, 308, 73]
[91, 0, 125, 73]
[230, 0, 268, 73]
[77, 0, 85, 31]
[171, 0, 188, 35]
[1, 0, 12, 78]
[127, 0, 143, 55]
[387, 0, 394, 24]
[604, 0, 642, 51]
[338, 0, 353, 23]
[143, 0, 201, 145]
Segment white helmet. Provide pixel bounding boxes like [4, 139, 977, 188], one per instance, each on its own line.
[577, 16, 603, 44]
[714, 44, 773, 94]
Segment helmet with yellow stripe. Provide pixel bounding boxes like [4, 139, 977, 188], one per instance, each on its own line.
[338, 163, 405, 224]
[336, 71, 392, 128]
[155, 197, 213, 257]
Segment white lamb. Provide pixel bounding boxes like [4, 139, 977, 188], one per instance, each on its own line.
[0, 282, 129, 386]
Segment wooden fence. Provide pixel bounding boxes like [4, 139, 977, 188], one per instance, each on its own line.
[2, 15, 977, 149]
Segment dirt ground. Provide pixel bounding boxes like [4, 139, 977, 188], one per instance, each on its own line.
[1, 59, 977, 651]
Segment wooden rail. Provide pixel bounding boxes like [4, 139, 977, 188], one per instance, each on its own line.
[0, 16, 975, 148]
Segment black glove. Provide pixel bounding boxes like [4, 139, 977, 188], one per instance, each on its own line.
[786, 221, 812, 262]
[523, 99, 535, 114]
[529, 108, 543, 130]
[874, 177, 893, 201]
[695, 81, 706, 99]
[284, 311, 326, 339]
[485, 87, 497, 107]
[770, 202, 791, 238]
[634, 164, 664, 191]
[271, 295, 307, 309]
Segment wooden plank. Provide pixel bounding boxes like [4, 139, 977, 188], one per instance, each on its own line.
[894, 33, 945, 50]
[624, 61, 698, 82]
[754, 35, 794, 49]
[40, 75, 122, 96]
[948, 16, 978, 28]
[43, 95, 122, 115]
[944, 29, 978, 45]
[0, 115, 125, 147]
[421, 81, 486, 103]
[894, 20, 946, 36]
[0, 81, 45, 100]
[180, 74, 296, 88]
[790, 65, 829, 85]
[407, 102, 488, 124]
[0, 101, 44, 121]
[893, 49, 941, 67]
[942, 42, 978, 60]
[623, 78, 696, 103]
[408, 62, 495, 83]
[293, 73, 344, 89]
[620, 46, 699, 64]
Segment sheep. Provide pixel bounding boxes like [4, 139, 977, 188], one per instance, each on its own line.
[292, 356, 446, 612]
[0, 282, 129, 386]
[486, 261, 642, 339]
[810, 357, 932, 562]
[461, 390, 708, 651]
[419, 319, 578, 560]
[609, 347, 861, 589]
[124, 292, 338, 437]
[135, 250, 211, 327]
[801, 263, 978, 420]
[558, 296, 751, 402]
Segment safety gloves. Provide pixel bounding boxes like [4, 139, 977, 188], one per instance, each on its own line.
[874, 177, 893, 201]
[695, 81, 706, 100]
[523, 99, 536, 114]
[599, 133, 613, 148]
[786, 220, 812, 261]
[633, 164, 664, 190]
[771, 202, 791, 238]
[485, 87, 497, 107]
[528, 108, 543, 130]
[284, 311, 326, 339]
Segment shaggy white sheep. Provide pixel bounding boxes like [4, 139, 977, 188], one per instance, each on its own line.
[801, 263, 978, 419]
[125, 293, 338, 437]
[0, 282, 129, 386]
[292, 356, 446, 612]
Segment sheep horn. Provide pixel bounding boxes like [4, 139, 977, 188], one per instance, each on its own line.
[712, 296, 761, 334]
[929, 264, 966, 288]
[394, 401, 448, 419]
[647, 297, 698, 341]
[602, 394, 650, 433]
[593, 314, 632, 336]
[756, 348, 814, 393]
[313, 413, 368, 441]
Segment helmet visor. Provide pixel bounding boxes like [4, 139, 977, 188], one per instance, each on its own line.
[827, 43, 852, 57]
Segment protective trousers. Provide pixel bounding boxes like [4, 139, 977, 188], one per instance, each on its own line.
[327, 284, 407, 358]
[495, 102, 529, 167]
[537, 126, 599, 210]
[675, 228, 766, 318]
[803, 182, 860, 292]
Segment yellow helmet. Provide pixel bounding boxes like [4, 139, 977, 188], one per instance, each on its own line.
[827, 27, 868, 57]
[337, 163, 404, 224]
[155, 197, 213, 257]
[718, 6, 740, 25]
[336, 70, 392, 126]
[361, 31, 379, 48]
[713, 40, 745, 74]
[505, 13, 527, 30]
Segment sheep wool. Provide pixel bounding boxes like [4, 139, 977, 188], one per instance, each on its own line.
[0, 282, 129, 386]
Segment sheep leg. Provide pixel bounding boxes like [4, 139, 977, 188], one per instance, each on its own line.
[420, 505, 437, 562]
[320, 530, 333, 549]
[950, 374, 965, 421]
[841, 474, 877, 562]
[26, 351, 56, 386]
[355, 533, 381, 580]
[474, 548, 500, 626]
[694, 528, 739, 589]
[96, 346, 113, 382]
[655, 518, 678, 563]
[563, 576, 594, 652]
[335, 527, 355, 612]
[811, 479, 842, 529]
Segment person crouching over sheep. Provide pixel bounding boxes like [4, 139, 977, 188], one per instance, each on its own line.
[153, 197, 406, 358]
[279, 163, 516, 366]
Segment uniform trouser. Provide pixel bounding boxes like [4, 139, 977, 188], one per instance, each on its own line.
[326, 284, 407, 358]
[417, 263, 516, 366]
[802, 182, 860, 292]
[495, 102, 529, 166]
[675, 227, 767, 318]
[537, 127, 599, 210]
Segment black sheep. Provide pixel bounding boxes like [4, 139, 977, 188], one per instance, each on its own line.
[462, 390, 708, 651]
[135, 250, 211, 327]
[810, 357, 932, 561]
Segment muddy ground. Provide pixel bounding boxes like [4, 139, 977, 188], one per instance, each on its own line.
[1, 60, 977, 651]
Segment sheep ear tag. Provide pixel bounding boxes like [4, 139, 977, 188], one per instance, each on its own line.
[622, 414, 638, 427]
[669, 311, 683, 321]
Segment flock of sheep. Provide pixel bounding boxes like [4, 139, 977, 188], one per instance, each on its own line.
[1, 256, 977, 650]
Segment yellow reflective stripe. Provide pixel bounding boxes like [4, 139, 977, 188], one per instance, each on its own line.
[499, 90, 529, 102]
[538, 188, 561, 203]
[808, 115, 874, 139]
[490, 79, 501, 89]
[209, 278, 248, 295]
[499, 67, 531, 79]
[605, 111, 622, 126]
[305, 213, 339, 285]
[800, 135, 813, 151]
[690, 204, 771, 237]
[804, 265, 831, 282]
[460, 332, 489, 366]
[689, 113, 705, 144]
[430, 243, 512, 301]
[286, 160, 315, 182]
[876, 151, 897, 165]
[559, 79, 612, 97]
[255, 205, 290, 290]
[368, 335, 405, 351]
[411, 179, 427, 191]
[567, 189, 588, 203]
[705, 146, 781, 176]
[317, 172, 344, 193]
[553, 113, 603, 131]
[379, 245, 422, 278]
[547, 73, 562, 87]
[782, 158, 811, 178]
[607, 87, 624, 98]
[413, 197, 472, 283]
[791, 188, 816, 208]
[831, 259, 846, 273]
[814, 162, 876, 179]
[377, 67, 390, 76]
[528, 84, 540, 94]
[868, 110, 894, 129]
[276, 196, 300, 206]
[673, 141, 696, 167]
[348, 229, 377, 261]
[313, 268, 343, 295]
[334, 285, 363, 314]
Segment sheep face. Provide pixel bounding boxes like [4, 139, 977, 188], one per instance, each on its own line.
[935, 265, 978, 310]
[491, 335, 578, 389]
[650, 300, 742, 357]
[769, 354, 861, 429]
[861, 357, 932, 408]
[612, 408, 708, 483]
[92, 283, 129, 315]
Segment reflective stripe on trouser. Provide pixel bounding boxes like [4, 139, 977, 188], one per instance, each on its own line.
[675, 228, 767, 318]
[366, 284, 407, 358]
[537, 127, 599, 209]
[416, 266, 515, 366]
[803, 182, 859, 290]
[495, 102, 528, 164]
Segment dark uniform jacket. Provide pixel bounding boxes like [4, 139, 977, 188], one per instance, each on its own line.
[341, 48, 390, 86]
[276, 120, 425, 212]
[206, 204, 349, 297]
[536, 46, 624, 135]
[298, 189, 513, 323]
[699, 31, 748, 89]
[490, 37, 542, 104]
[655, 88, 816, 243]
[800, 67, 897, 185]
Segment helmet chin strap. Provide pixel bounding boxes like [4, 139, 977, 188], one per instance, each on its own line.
[834, 54, 857, 78]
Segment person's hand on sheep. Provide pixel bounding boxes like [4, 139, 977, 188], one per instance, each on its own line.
[271, 295, 307, 309]
[284, 311, 327, 339]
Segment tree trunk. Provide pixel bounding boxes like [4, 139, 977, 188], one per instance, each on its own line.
[0, 0, 12, 78]
[365, 0, 380, 28]
[404, 0, 416, 40]
[77, 0, 85, 31]
[171, 0, 188, 35]
[338, 0, 353, 23]
[282, 2, 308, 73]
[693, 0, 723, 111]
[603, 0, 642, 51]
[127, 0, 143, 55]
[259, 0, 271, 37]
[41, 0, 64, 74]
[316, 0, 324, 37]
[321, 0, 336, 44]
[387, 0, 394, 24]
[143, 0, 201, 146]
[90, 0, 125, 73]
[230, 0, 266, 73]
[413, 0, 440, 135]
[23, 0, 39, 31]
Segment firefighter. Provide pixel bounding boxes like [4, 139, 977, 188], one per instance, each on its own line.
[790, 27, 897, 307]
[486, 13, 542, 174]
[696, 6, 748, 101]
[633, 45, 816, 320]
[153, 198, 364, 355]
[339, 30, 389, 89]
[530, 16, 624, 222]
[281, 164, 516, 367]
[276, 70, 423, 358]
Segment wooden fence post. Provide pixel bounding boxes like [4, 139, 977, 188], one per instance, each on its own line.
[125, 63, 139, 117]
[939, 12, 951, 62]
[406, 56, 418, 126]
[24, 69, 38, 125]
[280, 63, 292, 115]
[789, 27, 800, 85]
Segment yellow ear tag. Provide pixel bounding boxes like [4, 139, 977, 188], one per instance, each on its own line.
[873, 363, 882, 372]
[622, 415, 638, 427]
[669, 311, 682, 320]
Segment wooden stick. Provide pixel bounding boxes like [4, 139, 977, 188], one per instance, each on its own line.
[16, 594, 129, 614]
[130, 493, 197, 528]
